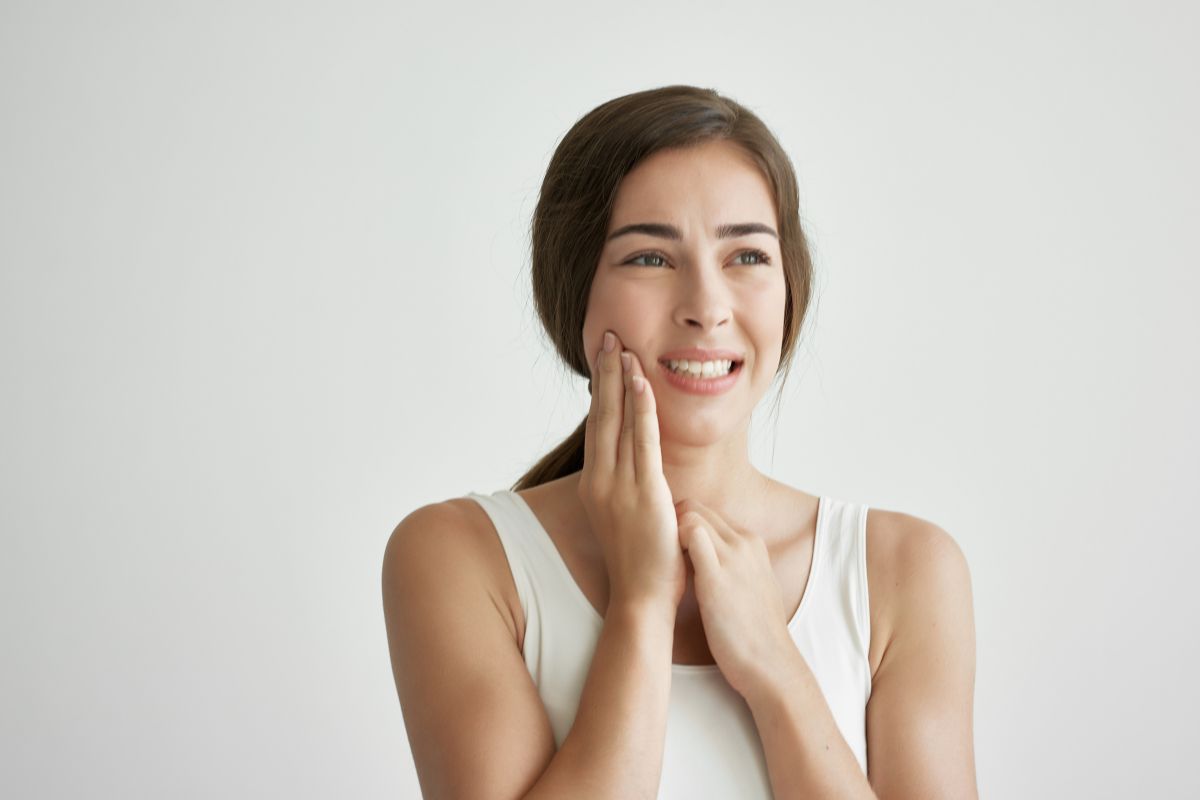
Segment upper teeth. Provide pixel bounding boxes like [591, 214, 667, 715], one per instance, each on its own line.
[665, 359, 735, 378]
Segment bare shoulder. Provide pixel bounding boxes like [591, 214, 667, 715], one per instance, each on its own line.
[380, 498, 555, 799]
[863, 506, 978, 795]
[382, 498, 487, 575]
[382, 497, 522, 647]
[864, 506, 973, 681]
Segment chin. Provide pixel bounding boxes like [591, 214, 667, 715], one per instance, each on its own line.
[656, 413, 739, 449]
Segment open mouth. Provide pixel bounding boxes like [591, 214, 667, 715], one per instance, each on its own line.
[657, 358, 744, 380]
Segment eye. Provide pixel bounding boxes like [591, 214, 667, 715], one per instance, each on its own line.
[622, 248, 774, 268]
[624, 252, 669, 268]
[734, 249, 773, 266]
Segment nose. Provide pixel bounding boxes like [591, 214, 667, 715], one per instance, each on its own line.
[672, 263, 732, 332]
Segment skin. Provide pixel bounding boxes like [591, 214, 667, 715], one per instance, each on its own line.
[573, 137, 801, 671]
[582, 138, 788, 529]
[515, 139, 819, 668]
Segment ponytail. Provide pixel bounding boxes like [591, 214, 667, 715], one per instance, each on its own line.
[511, 415, 587, 491]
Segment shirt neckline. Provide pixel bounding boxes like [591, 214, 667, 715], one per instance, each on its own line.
[504, 489, 827, 674]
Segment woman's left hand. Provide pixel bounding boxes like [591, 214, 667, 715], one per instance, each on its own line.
[676, 499, 796, 699]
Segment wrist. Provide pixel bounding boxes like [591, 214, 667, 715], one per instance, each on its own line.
[605, 591, 678, 625]
[740, 640, 808, 710]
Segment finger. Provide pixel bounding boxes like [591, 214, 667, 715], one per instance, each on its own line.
[681, 503, 738, 551]
[679, 514, 722, 571]
[591, 331, 623, 479]
[617, 350, 636, 483]
[582, 341, 601, 479]
[626, 351, 664, 483]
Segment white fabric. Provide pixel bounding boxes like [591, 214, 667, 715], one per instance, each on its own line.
[467, 489, 872, 796]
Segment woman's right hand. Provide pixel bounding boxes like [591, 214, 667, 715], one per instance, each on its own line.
[578, 330, 686, 613]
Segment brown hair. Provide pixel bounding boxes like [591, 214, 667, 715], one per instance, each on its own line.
[512, 85, 815, 492]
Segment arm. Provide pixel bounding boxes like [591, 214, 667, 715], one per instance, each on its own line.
[744, 649, 877, 799]
[740, 515, 978, 799]
[382, 500, 677, 800]
[528, 597, 676, 800]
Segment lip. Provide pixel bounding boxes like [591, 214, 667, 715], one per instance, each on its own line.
[656, 359, 743, 396]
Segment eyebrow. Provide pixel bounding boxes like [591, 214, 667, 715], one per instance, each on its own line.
[606, 222, 779, 242]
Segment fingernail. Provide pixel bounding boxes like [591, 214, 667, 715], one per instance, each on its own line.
[603, 332, 615, 352]
[632, 375, 645, 394]
[620, 351, 631, 372]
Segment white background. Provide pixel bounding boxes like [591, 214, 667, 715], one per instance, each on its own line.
[2, 1, 1197, 797]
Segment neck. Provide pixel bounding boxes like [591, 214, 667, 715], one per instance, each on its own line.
[563, 426, 777, 551]
[659, 438, 771, 515]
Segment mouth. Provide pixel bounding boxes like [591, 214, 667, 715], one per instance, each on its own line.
[655, 357, 744, 395]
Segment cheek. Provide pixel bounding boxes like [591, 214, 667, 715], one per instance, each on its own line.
[746, 281, 788, 363]
[583, 279, 656, 358]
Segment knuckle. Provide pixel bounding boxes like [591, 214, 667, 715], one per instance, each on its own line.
[633, 435, 653, 450]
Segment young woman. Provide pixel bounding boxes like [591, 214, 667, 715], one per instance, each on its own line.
[383, 85, 978, 799]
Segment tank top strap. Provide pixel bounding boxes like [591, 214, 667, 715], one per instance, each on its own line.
[465, 489, 589, 625]
[465, 490, 537, 615]
[813, 496, 873, 664]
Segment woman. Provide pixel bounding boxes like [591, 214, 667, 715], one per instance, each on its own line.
[383, 85, 978, 799]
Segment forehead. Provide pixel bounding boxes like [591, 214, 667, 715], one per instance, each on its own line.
[608, 139, 777, 230]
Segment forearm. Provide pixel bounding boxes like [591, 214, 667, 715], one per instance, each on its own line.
[524, 598, 676, 800]
[745, 646, 877, 800]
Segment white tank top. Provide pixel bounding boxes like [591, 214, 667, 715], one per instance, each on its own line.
[466, 489, 872, 796]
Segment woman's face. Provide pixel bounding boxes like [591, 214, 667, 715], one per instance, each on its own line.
[583, 139, 788, 447]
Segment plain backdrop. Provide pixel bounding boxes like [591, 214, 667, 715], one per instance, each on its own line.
[2, 1, 1197, 797]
